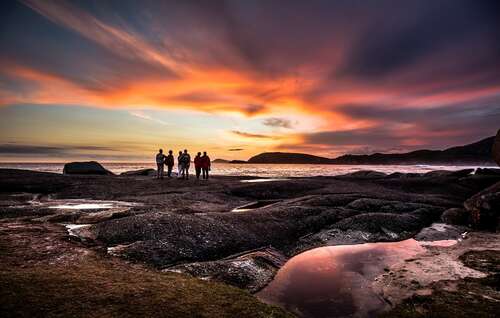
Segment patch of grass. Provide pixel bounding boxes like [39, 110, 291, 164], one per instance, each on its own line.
[0, 259, 292, 318]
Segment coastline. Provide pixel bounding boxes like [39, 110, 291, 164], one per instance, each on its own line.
[0, 162, 497, 178]
[1, 167, 499, 317]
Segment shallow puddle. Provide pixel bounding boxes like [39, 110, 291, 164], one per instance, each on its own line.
[240, 178, 290, 183]
[51, 203, 116, 210]
[43, 199, 138, 210]
[256, 239, 426, 318]
[232, 200, 281, 212]
[65, 223, 91, 237]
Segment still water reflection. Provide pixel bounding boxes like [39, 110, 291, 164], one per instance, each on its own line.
[257, 239, 425, 318]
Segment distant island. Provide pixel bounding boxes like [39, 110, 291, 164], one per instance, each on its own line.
[212, 159, 230, 163]
[238, 136, 496, 165]
[213, 159, 251, 164]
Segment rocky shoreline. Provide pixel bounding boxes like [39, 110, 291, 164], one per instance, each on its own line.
[1, 167, 499, 317]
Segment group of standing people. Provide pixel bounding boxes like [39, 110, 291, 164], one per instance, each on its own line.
[155, 149, 210, 180]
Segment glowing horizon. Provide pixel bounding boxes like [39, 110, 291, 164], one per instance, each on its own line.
[1, 0, 499, 162]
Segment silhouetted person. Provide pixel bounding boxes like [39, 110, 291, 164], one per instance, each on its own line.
[201, 151, 211, 179]
[194, 152, 202, 179]
[155, 149, 165, 179]
[181, 149, 191, 179]
[177, 151, 184, 179]
[165, 150, 174, 178]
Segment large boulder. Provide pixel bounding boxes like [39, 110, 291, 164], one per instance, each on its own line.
[441, 208, 469, 225]
[333, 209, 440, 236]
[423, 169, 474, 178]
[166, 247, 287, 292]
[493, 129, 500, 167]
[464, 181, 500, 231]
[475, 168, 500, 176]
[414, 223, 468, 241]
[63, 161, 113, 175]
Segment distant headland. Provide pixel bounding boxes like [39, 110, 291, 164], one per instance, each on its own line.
[218, 135, 496, 165]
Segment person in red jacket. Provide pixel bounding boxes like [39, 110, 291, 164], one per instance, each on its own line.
[194, 152, 203, 179]
[201, 151, 211, 180]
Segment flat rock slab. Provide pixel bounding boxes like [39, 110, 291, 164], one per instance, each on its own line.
[120, 169, 156, 176]
[377, 233, 500, 317]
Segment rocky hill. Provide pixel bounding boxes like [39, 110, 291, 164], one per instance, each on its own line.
[247, 136, 496, 165]
[248, 152, 332, 164]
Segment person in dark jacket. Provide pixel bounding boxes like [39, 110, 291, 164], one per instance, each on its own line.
[181, 149, 191, 179]
[177, 151, 184, 179]
[164, 150, 174, 178]
[155, 149, 165, 179]
[201, 151, 211, 180]
[194, 152, 202, 179]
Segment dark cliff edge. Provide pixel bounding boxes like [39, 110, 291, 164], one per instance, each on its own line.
[247, 136, 496, 165]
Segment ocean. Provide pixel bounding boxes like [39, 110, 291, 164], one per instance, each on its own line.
[0, 162, 495, 177]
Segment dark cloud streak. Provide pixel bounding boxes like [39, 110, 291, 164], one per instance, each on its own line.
[262, 117, 293, 129]
[0, 144, 118, 155]
[231, 130, 275, 139]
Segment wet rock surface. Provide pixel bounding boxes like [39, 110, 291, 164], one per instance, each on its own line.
[2, 168, 500, 297]
[120, 168, 156, 176]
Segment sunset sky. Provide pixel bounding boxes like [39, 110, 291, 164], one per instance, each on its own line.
[1, 0, 499, 162]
